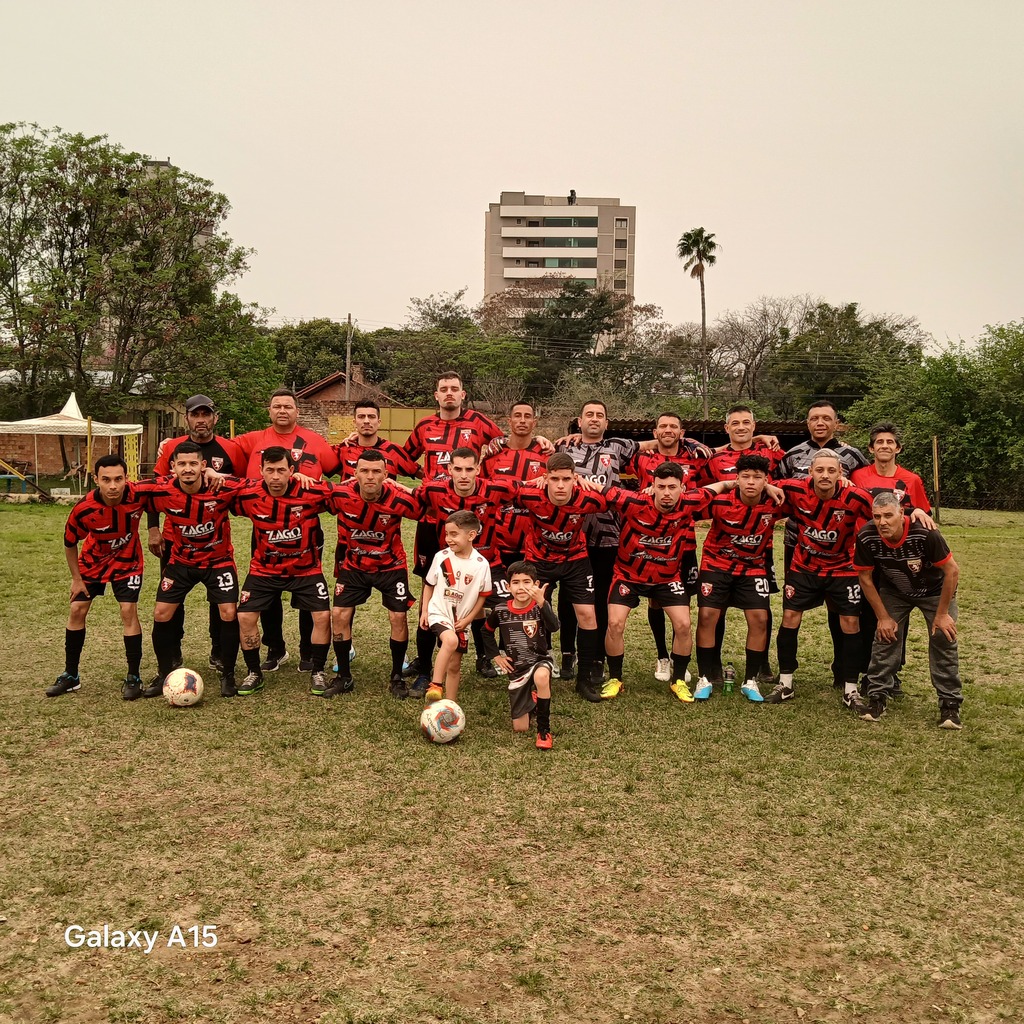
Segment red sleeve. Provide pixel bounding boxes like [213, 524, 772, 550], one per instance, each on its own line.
[221, 438, 247, 476]
[479, 414, 504, 444]
[907, 474, 931, 512]
[233, 430, 260, 458]
[404, 423, 424, 461]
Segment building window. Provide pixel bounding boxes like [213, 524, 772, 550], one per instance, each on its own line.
[526, 260, 539, 268]
[527, 239, 540, 247]
[515, 238, 522, 245]
[614, 239, 628, 249]
[527, 220, 540, 227]
[614, 279, 627, 290]
[516, 218, 522, 225]
[544, 216, 598, 228]
[614, 259, 627, 269]
[615, 217, 628, 229]
[515, 259, 521, 266]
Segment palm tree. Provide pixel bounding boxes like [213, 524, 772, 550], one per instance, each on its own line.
[676, 227, 719, 418]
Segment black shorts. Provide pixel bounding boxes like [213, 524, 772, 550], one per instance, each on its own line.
[784, 572, 862, 616]
[238, 573, 331, 613]
[500, 550, 526, 570]
[413, 520, 441, 580]
[536, 557, 595, 606]
[508, 660, 553, 719]
[73, 574, 143, 604]
[334, 568, 415, 612]
[157, 562, 239, 605]
[485, 566, 510, 610]
[696, 569, 772, 611]
[608, 578, 691, 609]
[430, 621, 468, 653]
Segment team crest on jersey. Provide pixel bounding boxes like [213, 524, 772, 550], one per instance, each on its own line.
[335, 583, 344, 596]
[160, 578, 174, 592]
[289, 506, 303, 518]
[906, 558, 922, 574]
[761, 514, 773, 527]
[569, 515, 581, 523]
[528, 462, 541, 477]
[618, 583, 631, 597]
[204, 501, 218, 511]
[240, 590, 250, 603]
[701, 582, 714, 596]
[832, 510, 846, 521]
[464, 574, 475, 585]
[290, 448, 302, 463]
[211, 457, 224, 471]
[599, 454, 612, 469]
[460, 429, 473, 444]
[785, 585, 796, 600]
[379, 515, 391, 525]
[524, 621, 539, 638]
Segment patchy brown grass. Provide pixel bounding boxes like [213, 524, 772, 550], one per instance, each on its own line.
[1, 505, 1022, 1024]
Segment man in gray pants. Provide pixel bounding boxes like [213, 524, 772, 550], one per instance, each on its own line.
[853, 493, 963, 729]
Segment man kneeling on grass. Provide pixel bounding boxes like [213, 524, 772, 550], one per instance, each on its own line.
[482, 561, 557, 750]
[419, 510, 492, 705]
[854, 492, 964, 729]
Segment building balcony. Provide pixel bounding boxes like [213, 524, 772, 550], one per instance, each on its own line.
[500, 226, 598, 239]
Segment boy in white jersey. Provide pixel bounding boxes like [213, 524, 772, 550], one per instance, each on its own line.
[420, 511, 493, 703]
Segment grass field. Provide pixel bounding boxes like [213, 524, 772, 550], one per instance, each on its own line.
[1, 503, 1022, 1024]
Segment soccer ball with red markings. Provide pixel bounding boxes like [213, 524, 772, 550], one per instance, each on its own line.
[419, 699, 465, 743]
[163, 668, 204, 707]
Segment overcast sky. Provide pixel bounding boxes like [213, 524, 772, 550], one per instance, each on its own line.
[5, 1, 1022, 345]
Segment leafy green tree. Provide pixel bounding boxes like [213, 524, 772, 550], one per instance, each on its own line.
[519, 279, 631, 395]
[766, 302, 926, 417]
[269, 318, 388, 392]
[0, 122, 251, 417]
[676, 227, 719, 417]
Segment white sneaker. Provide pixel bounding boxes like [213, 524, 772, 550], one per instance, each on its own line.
[654, 657, 671, 682]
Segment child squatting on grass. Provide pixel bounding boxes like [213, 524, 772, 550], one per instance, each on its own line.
[481, 560, 557, 750]
[419, 510, 492, 705]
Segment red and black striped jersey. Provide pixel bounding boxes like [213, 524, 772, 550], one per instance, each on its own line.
[403, 410, 503, 483]
[64, 483, 155, 581]
[605, 486, 713, 585]
[518, 487, 609, 565]
[701, 441, 785, 484]
[478, 440, 547, 554]
[142, 477, 246, 569]
[854, 521, 953, 599]
[850, 465, 930, 513]
[415, 478, 518, 568]
[228, 479, 331, 577]
[629, 441, 713, 489]
[325, 480, 419, 573]
[234, 426, 340, 481]
[332, 438, 420, 482]
[697, 490, 787, 576]
[778, 478, 873, 578]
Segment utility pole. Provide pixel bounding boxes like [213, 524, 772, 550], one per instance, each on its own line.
[344, 313, 354, 401]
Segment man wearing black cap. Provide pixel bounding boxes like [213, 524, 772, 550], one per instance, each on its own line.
[144, 395, 246, 695]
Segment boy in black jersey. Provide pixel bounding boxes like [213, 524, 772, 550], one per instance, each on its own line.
[482, 561, 557, 750]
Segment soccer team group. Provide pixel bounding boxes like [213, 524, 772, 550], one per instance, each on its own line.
[47, 372, 966, 746]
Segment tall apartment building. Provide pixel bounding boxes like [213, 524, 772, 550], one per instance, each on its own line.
[484, 191, 636, 299]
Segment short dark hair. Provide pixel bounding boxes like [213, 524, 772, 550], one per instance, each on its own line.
[509, 400, 536, 416]
[436, 371, 463, 388]
[355, 449, 386, 464]
[735, 454, 770, 475]
[261, 445, 292, 467]
[507, 560, 539, 581]
[269, 388, 297, 403]
[94, 454, 127, 475]
[726, 404, 754, 419]
[546, 452, 576, 473]
[807, 399, 837, 415]
[655, 411, 682, 426]
[354, 400, 380, 415]
[171, 440, 204, 462]
[450, 446, 478, 464]
[869, 421, 902, 446]
[446, 509, 480, 533]
[653, 461, 684, 481]
[580, 398, 608, 416]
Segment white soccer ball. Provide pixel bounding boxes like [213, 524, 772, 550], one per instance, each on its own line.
[419, 699, 465, 744]
[163, 667, 204, 707]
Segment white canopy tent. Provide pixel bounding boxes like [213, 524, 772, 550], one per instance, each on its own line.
[0, 393, 143, 491]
